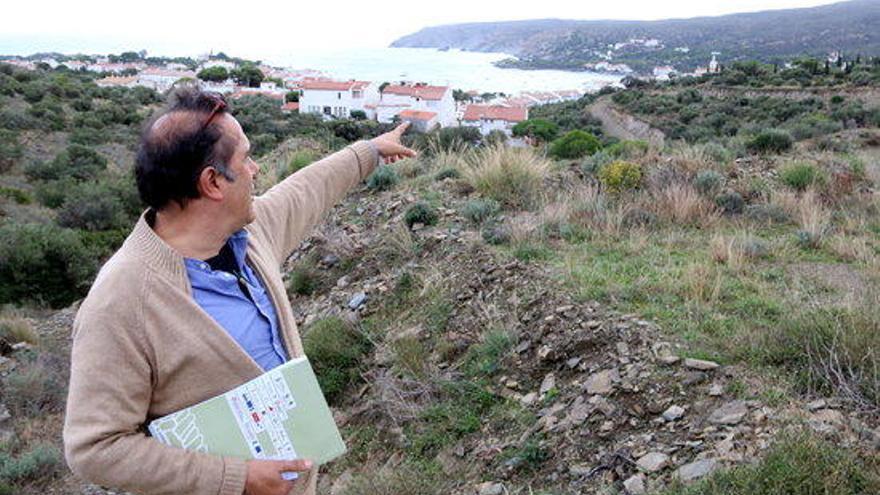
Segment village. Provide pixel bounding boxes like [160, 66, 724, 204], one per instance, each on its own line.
[0, 53, 601, 138]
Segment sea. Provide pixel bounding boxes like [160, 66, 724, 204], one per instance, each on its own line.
[0, 36, 620, 95]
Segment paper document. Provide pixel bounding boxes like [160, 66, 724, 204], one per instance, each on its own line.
[148, 357, 346, 465]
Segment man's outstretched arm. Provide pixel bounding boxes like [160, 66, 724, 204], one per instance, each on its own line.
[250, 123, 415, 264]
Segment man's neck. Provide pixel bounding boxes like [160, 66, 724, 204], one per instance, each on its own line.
[151, 207, 233, 260]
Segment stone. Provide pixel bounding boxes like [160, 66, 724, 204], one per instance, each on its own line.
[623, 473, 646, 494]
[320, 254, 340, 268]
[662, 405, 686, 422]
[585, 369, 618, 395]
[540, 373, 556, 395]
[565, 357, 582, 369]
[675, 459, 718, 482]
[708, 401, 748, 425]
[568, 463, 592, 476]
[564, 398, 593, 426]
[806, 399, 827, 411]
[336, 276, 351, 288]
[586, 320, 601, 329]
[708, 383, 724, 396]
[684, 358, 720, 371]
[476, 482, 504, 495]
[520, 392, 538, 406]
[348, 292, 367, 310]
[636, 452, 669, 473]
[0, 404, 9, 425]
[659, 355, 681, 365]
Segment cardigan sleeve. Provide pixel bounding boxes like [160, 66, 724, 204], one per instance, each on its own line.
[248, 140, 379, 265]
[63, 302, 247, 495]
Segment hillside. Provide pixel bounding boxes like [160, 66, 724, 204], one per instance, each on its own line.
[1, 60, 880, 494]
[391, 0, 880, 75]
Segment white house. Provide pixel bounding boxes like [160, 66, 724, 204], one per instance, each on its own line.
[461, 105, 528, 136]
[298, 80, 378, 120]
[136, 68, 197, 92]
[397, 109, 439, 132]
[379, 83, 455, 127]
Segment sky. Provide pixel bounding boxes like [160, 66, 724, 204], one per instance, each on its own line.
[0, 0, 845, 62]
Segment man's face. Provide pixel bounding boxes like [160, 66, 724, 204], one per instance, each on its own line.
[217, 114, 259, 228]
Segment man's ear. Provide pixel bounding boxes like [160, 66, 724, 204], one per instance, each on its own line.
[196, 166, 225, 201]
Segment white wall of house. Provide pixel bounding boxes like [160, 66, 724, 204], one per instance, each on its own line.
[462, 118, 516, 136]
[377, 88, 455, 127]
[299, 83, 378, 119]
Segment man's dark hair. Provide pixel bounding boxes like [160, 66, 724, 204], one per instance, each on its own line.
[135, 87, 236, 210]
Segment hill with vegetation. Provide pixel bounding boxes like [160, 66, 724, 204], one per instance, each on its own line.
[391, 0, 880, 75]
[0, 56, 879, 494]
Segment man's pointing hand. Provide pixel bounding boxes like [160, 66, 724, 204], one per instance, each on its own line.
[370, 122, 417, 164]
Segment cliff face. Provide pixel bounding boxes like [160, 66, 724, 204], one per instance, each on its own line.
[391, 0, 880, 74]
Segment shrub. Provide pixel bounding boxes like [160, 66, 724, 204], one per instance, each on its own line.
[288, 266, 321, 296]
[460, 199, 500, 224]
[485, 129, 508, 146]
[404, 202, 438, 228]
[0, 130, 22, 173]
[780, 163, 820, 191]
[0, 187, 30, 205]
[24, 144, 107, 182]
[462, 144, 550, 209]
[465, 329, 514, 376]
[302, 317, 370, 405]
[605, 140, 649, 159]
[367, 165, 399, 191]
[747, 129, 793, 154]
[745, 204, 791, 224]
[481, 223, 510, 245]
[715, 190, 745, 214]
[0, 223, 96, 307]
[0, 444, 64, 487]
[279, 149, 318, 180]
[549, 130, 601, 159]
[694, 170, 726, 196]
[3, 352, 67, 417]
[433, 167, 460, 181]
[659, 433, 880, 495]
[0, 316, 38, 347]
[511, 119, 559, 143]
[580, 150, 613, 177]
[57, 181, 130, 231]
[598, 160, 642, 193]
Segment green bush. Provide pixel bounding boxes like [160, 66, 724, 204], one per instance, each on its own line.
[0, 130, 22, 173]
[659, 433, 880, 495]
[460, 199, 500, 224]
[433, 167, 460, 181]
[302, 317, 370, 405]
[549, 130, 601, 159]
[481, 224, 510, 245]
[463, 145, 550, 209]
[580, 150, 613, 176]
[0, 223, 96, 307]
[3, 352, 67, 417]
[598, 160, 642, 193]
[404, 202, 439, 228]
[25, 144, 107, 182]
[511, 119, 559, 143]
[0, 444, 63, 487]
[715, 190, 745, 214]
[0, 187, 30, 205]
[747, 129, 794, 154]
[288, 265, 321, 296]
[367, 165, 399, 191]
[780, 163, 821, 191]
[57, 181, 130, 231]
[605, 140, 649, 159]
[694, 170, 726, 196]
[34, 179, 74, 208]
[279, 149, 319, 180]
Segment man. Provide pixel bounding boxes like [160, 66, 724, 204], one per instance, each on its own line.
[63, 88, 415, 495]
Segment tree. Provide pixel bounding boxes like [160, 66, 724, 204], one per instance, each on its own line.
[230, 64, 264, 88]
[285, 91, 300, 103]
[452, 89, 472, 102]
[197, 66, 229, 83]
[512, 119, 559, 143]
[549, 130, 601, 159]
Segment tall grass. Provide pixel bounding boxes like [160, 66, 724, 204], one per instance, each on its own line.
[461, 144, 550, 209]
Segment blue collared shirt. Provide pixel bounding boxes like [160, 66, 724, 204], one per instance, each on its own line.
[184, 230, 288, 371]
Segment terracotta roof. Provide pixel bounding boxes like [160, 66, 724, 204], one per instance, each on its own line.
[398, 109, 437, 121]
[300, 80, 370, 91]
[462, 105, 527, 123]
[281, 102, 300, 111]
[382, 84, 448, 101]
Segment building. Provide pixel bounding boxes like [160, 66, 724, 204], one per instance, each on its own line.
[379, 83, 455, 127]
[136, 68, 197, 92]
[96, 76, 138, 88]
[461, 105, 528, 136]
[398, 109, 439, 132]
[298, 79, 377, 120]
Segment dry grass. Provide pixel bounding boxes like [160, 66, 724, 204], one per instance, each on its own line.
[681, 262, 723, 305]
[651, 182, 720, 227]
[461, 144, 551, 209]
[710, 233, 745, 269]
[796, 189, 831, 245]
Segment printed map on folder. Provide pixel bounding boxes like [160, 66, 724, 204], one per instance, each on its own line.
[148, 357, 346, 465]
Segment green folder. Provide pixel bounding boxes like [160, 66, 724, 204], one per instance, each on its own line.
[148, 357, 346, 465]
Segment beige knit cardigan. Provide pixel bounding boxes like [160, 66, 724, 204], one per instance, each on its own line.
[63, 141, 378, 495]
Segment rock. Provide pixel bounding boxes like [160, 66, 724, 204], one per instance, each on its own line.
[585, 369, 618, 395]
[636, 452, 669, 473]
[659, 355, 681, 365]
[476, 481, 504, 495]
[708, 401, 748, 425]
[684, 358, 720, 371]
[708, 383, 724, 396]
[623, 473, 646, 494]
[616, 342, 630, 355]
[336, 276, 351, 288]
[586, 320, 601, 329]
[809, 408, 845, 434]
[520, 392, 538, 406]
[565, 357, 582, 369]
[806, 399, 827, 411]
[674, 459, 718, 482]
[348, 292, 367, 310]
[568, 464, 592, 477]
[662, 405, 685, 422]
[320, 254, 340, 268]
[539, 373, 556, 395]
[564, 397, 593, 426]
